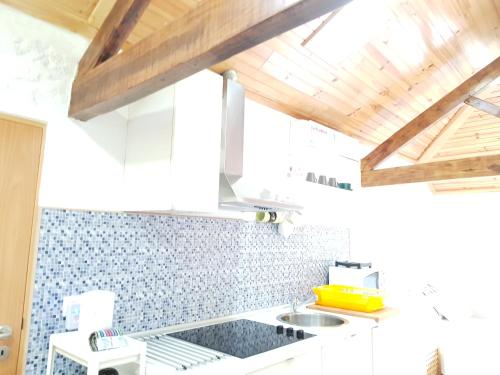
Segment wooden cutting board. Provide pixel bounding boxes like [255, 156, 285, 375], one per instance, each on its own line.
[306, 304, 399, 322]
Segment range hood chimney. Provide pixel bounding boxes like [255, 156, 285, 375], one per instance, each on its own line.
[219, 71, 302, 212]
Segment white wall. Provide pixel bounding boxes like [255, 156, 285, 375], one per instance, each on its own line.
[351, 182, 434, 288]
[0, 4, 128, 211]
[422, 193, 500, 318]
[351, 161, 500, 318]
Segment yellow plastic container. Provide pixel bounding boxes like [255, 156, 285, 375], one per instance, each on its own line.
[313, 285, 384, 313]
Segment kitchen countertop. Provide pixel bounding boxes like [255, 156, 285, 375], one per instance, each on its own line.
[127, 304, 376, 375]
[307, 303, 400, 322]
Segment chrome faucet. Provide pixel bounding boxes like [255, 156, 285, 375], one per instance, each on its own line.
[291, 295, 316, 313]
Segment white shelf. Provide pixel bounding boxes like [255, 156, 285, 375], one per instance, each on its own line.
[46, 331, 146, 375]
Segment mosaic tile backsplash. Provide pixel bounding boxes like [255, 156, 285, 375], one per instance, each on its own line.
[26, 208, 349, 374]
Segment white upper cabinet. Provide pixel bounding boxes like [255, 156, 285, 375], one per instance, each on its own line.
[288, 119, 361, 224]
[243, 99, 291, 182]
[170, 71, 222, 212]
[121, 70, 360, 216]
[240, 99, 298, 205]
[123, 70, 222, 213]
[289, 119, 360, 187]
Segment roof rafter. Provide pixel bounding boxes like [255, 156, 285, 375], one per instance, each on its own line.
[361, 56, 500, 172]
[77, 0, 151, 76]
[362, 154, 500, 187]
[69, 0, 351, 121]
[360, 57, 500, 188]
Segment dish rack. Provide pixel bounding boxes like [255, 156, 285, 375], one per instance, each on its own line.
[313, 284, 384, 312]
[135, 332, 227, 371]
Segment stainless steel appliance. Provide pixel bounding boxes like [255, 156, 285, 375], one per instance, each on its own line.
[219, 71, 303, 212]
[329, 261, 380, 289]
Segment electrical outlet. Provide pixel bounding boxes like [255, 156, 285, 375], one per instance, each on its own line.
[62, 295, 81, 331]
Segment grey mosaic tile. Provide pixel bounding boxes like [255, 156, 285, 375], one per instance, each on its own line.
[26, 208, 349, 374]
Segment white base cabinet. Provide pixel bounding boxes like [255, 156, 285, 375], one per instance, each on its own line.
[247, 328, 372, 375]
[247, 351, 322, 375]
[372, 320, 439, 375]
[372, 324, 401, 375]
[322, 330, 373, 375]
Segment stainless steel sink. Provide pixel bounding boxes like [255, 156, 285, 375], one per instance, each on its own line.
[277, 312, 347, 327]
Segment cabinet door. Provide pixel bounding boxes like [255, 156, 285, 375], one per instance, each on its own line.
[288, 119, 311, 182]
[373, 322, 431, 375]
[124, 70, 222, 213]
[309, 122, 336, 179]
[248, 351, 321, 375]
[124, 86, 176, 211]
[346, 330, 373, 375]
[243, 99, 291, 182]
[372, 323, 409, 375]
[322, 331, 372, 375]
[171, 70, 223, 212]
[289, 120, 360, 186]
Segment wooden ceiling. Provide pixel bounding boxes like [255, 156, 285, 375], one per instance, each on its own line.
[3, 0, 500, 193]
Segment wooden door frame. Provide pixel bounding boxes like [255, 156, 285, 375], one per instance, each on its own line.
[0, 113, 46, 374]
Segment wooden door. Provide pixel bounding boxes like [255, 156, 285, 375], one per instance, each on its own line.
[0, 115, 44, 375]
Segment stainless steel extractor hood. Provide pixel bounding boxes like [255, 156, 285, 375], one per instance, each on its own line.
[219, 71, 303, 212]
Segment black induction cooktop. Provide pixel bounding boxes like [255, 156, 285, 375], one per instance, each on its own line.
[168, 319, 315, 359]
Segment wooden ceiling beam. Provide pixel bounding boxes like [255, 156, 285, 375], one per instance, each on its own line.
[361, 154, 500, 187]
[464, 96, 500, 118]
[417, 105, 474, 163]
[361, 56, 500, 171]
[77, 0, 151, 76]
[69, 0, 351, 121]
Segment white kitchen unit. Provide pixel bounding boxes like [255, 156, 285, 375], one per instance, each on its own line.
[123, 69, 360, 216]
[117, 306, 374, 375]
[124, 70, 222, 213]
[241, 100, 360, 212]
[241, 110, 360, 223]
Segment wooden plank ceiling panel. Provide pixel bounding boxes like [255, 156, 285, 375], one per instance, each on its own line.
[2, 0, 99, 38]
[3, 0, 500, 192]
[433, 175, 500, 194]
[428, 81, 500, 191]
[432, 84, 500, 157]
